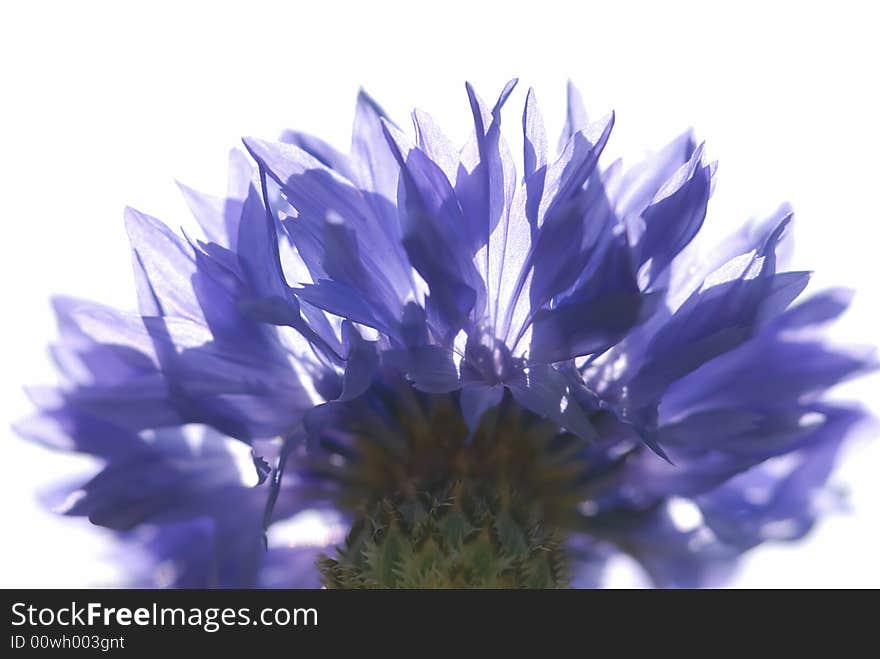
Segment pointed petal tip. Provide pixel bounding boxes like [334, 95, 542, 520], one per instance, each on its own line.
[355, 88, 389, 121]
[9, 417, 31, 440]
[173, 179, 208, 207]
[828, 286, 856, 306]
[777, 201, 795, 218]
[240, 135, 264, 156]
[645, 434, 673, 464]
[49, 293, 83, 313]
[122, 205, 151, 230]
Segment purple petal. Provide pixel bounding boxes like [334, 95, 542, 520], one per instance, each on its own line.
[614, 130, 696, 222]
[125, 207, 199, 320]
[460, 383, 505, 434]
[338, 321, 378, 402]
[381, 121, 483, 338]
[637, 145, 712, 286]
[697, 406, 865, 550]
[383, 345, 460, 393]
[557, 81, 589, 153]
[280, 130, 356, 182]
[506, 365, 597, 441]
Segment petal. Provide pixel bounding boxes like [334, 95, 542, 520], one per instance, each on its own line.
[177, 149, 253, 249]
[629, 270, 810, 408]
[625, 217, 809, 408]
[613, 130, 696, 222]
[637, 145, 713, 286]
[528, 174, 620, 312]
[350, 91, 413, 296]
[351, 90, 400, 203]
[125, 207, 200, 320]
[531, 287, 653, 363]
[456, 79, 517, 255]
[295, 279, 394, 335]
[557, 80, 589, 153]
[245, 135, 412, 303]
[383, 344, 460, 393]
[14, 407, 141, 458]
[696, 406, 866, 550]
[460, 383, 505, 434]
[280, 129, 356, 182]
[338, 321, 378, 402]
[522, 87, 548, 231]
[660, 308, 875, 420]
[502, 117, 616, 343]
[412, 108, 459, 182]
[539, 113, 614, 225]
[587, 505, 738, 588]
[64, 426, 255, 529]
[235, 182, 293, 303]
[506, 364, 597, 441]
[381, 121, 483, 338]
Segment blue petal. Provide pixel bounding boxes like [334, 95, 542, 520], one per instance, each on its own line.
[14, 407, 142, 459]
[637, 145, 712, 286]
[526, 179, 641, 362]
[587, 506, 738, 588]
[125, 207, 200, 320]
[235, 181, 292, 303]
[244, 135, 412, 302]
[503, 117, 615, 340]
[630, 272, 810, 408]
[412, 108, 459, 183]
[350, 91, 414, 297]
[558, 80, 589, 153]
[123, 515, 265, 588]
[457, 79, 517, 255]
[280, 129, 356, 182]
[459, 81, 518, 326]
[540, 113, 614, 224]
[661, 292, 875, 419]
[338, 321, 378, 402]
[295, 279, 393, 335]
[381, 121, 483, 338]
[177, 149, 253, 249]
[351, 90, 401, 204]
[626, 218, 809, 408]
[531, 287, 652, 363]
[522, 87, 548, 229]
[383, 345, 460, 393]
[696, 406, 864, 550]
[506, 365, 597, 441]
[320, 213, 402, 326]
[51, 298, 312, 441]
[460, 383, 505, 434]
[614, 130, 696, 222]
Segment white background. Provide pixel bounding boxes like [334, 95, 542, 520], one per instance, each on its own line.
[1, 0, 878, 587]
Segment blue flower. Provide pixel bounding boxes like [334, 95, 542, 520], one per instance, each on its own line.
[18, 80, 874, 588]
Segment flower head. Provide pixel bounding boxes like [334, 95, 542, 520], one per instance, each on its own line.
[18, 80, 874, 587]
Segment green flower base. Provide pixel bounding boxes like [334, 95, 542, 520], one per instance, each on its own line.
[319, 482, 568, 588]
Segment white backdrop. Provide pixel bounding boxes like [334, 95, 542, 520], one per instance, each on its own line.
[1, 0, 878, 587]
